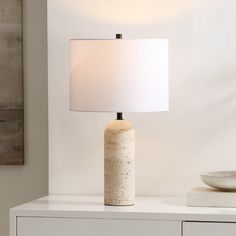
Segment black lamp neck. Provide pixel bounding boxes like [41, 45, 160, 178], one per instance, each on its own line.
[116, 34, 123, 120]
[115, 34, 123, 120]
[117, 113, 123, 120]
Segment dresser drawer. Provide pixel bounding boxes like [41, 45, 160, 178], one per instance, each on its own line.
[18, 217, 181, 236]
[183, 222, 236, 236]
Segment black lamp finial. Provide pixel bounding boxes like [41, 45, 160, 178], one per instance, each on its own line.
[116, 34, 122, 39]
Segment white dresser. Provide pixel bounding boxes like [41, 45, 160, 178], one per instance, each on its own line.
[10, 195, 236, 236]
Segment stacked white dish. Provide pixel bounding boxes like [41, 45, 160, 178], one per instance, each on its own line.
[187, 171, 236, 207]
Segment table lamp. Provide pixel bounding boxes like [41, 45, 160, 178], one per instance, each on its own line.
[70, 34, 168, 206]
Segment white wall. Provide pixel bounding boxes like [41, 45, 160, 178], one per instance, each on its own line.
[0, 0, 48, 235]
[48, 0, 236, 196]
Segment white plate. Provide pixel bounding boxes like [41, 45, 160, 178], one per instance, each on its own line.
[201, 171, 236, 191]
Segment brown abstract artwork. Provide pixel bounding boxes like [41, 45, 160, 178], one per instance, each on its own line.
[0, 0, 23, 165]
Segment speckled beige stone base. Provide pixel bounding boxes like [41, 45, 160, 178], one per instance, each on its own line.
[104, 119, 135, 206]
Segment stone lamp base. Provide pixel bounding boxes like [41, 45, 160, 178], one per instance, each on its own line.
[104, 119, 135, 206]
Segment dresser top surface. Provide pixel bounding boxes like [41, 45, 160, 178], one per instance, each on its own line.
[11, 195, 236, 222]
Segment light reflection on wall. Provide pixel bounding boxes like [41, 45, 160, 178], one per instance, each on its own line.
[49, 0, 236, 196]
[66, 0, 192, 25]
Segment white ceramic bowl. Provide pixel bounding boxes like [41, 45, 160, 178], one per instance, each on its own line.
[201, 171, 236, 191]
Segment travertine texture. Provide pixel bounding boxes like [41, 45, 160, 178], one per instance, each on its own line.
[104, 120, 135, 206]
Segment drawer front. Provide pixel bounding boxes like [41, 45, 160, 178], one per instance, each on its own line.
[183, 222, 236, 236]
[18, 217, 181, 236]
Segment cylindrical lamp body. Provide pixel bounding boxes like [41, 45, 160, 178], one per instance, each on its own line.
[104, 120, 135, 206]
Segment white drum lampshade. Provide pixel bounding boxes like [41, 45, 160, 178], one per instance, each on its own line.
[70, 38, 169, 112]
[70, 36, 169, 206]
